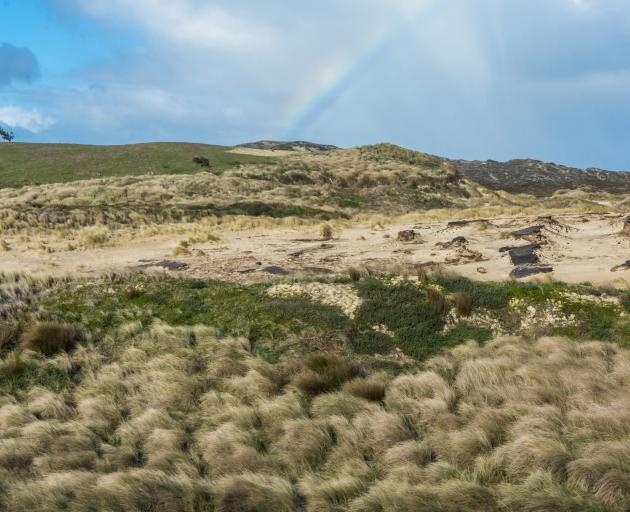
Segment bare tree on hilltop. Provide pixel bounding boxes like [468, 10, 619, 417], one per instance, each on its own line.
[0, 126, 14, 142]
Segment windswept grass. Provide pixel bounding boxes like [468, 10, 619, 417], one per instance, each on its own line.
[0, 317, 628, 511]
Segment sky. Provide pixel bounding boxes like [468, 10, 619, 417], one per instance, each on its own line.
[1, 0, 630, 169]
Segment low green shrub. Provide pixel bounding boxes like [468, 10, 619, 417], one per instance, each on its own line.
[354, 279, 445, 359]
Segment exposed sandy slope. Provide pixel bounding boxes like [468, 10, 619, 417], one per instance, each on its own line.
[1, 213, 628, 287]
[228, 147, 295, 157]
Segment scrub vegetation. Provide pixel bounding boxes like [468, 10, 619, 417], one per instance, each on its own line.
[0, 143, 625, 255]
[0, 268, 629, 510]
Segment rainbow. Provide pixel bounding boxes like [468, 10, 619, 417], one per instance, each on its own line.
[283, 26, 404, 140]
[282, 4, 433, 140]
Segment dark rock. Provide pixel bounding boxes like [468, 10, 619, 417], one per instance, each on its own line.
[508, 246, 540, 265]
[611, 260, 630, 272]
[499, 243, 541, 253]
[446, 219, 489, 228]
[262, 266, 290, 275]
[300, 267, 334, 274]
[510, 265, 553, 278]
[397, 230, 416, 242]
[511, 225, 544, 237]
[138, 260, 189, 271]
[447, 220, 469, 228]
[436, 236, 467, 248]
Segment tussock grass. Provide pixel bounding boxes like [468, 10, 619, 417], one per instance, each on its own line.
[342, 378, 387, 402]
[293, 354, 362, 397]
[452, 291, 473, 317]
[20, 322, 79, 356]
[320, 223, 333, 240]
[0, 321, 629, 510]
[1, 272, 630, 510]
[427, 287, 451, 316]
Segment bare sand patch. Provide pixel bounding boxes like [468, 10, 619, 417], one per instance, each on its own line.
[1, 212, 628, 288]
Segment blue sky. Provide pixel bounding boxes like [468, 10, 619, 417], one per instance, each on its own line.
[2, 0, 630, 169]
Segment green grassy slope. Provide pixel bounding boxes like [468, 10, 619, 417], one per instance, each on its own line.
[0, 142, 275, 188]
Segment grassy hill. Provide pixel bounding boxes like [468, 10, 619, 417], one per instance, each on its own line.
[0, 142, 275, 188]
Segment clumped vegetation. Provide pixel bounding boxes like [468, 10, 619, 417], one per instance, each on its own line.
[320, 223, 333, 240]
[452, 291, 473, 317]
[0, 261, 629, 511]
[0, 144, 624, 255]
[192, 156, 211, 167]
[0, 125, 14, 142]
[1, 310, 629, 511]
[293, 354, 362, 397]
[359, 143, 444, 169]
[20, 322, 78, 356]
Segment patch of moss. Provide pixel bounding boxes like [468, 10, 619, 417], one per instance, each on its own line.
[349, 330, 395, 355]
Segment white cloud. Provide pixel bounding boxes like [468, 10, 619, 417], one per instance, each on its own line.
[0, 106, 56, 133]
[74, 0, 273, 51]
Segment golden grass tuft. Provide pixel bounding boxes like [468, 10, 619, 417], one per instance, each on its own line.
[426, 287, 451, 316]
[452, 291, 473, 317]
[293, 354, 362, 397]
[320, 223, 333, 240]
[215, 473, 296, 512]
[342, 378, 386, 402]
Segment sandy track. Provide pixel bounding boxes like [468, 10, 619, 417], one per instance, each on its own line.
[1, 213, 628, 287]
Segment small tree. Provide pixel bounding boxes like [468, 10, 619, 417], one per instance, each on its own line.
[0, 126, 14, 142]
[192, 156, 210, 167]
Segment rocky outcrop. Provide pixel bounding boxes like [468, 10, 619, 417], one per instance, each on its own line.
[452, 158, 630, 195]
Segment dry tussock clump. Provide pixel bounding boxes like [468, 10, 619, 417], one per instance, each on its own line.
[292, 354, 362, 397]
[3, 324, 630, 510]
[342, 377, 386, 402]
[20, 322, 79, 356]
[216, 472, 296, 512]
[452, 291, 473, 317]
[427, 286, 451, 316]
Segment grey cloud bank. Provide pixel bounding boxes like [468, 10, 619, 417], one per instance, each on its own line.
[0, 43, 40, 85]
